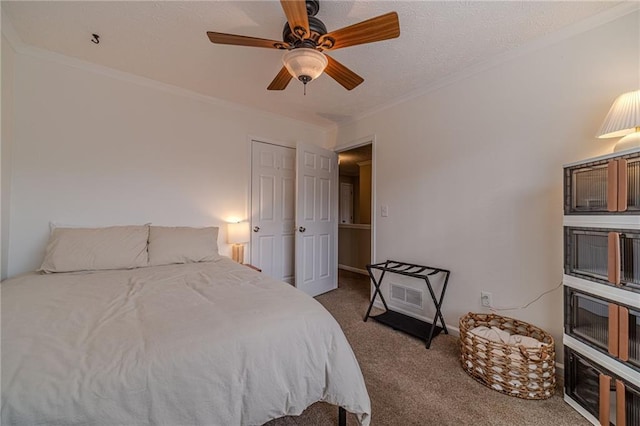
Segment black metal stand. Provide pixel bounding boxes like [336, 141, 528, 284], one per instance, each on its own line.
[338, 406, 346, 426]
[364, 260, 451, 349]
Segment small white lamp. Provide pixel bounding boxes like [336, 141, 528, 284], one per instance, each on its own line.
[597, 89, 640, 152]
[227, 222, 250, 264]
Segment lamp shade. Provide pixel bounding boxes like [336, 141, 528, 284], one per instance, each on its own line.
[227, 222, 250, 244]
[597, 89, 640, 138]
[282, 48, 327, 83]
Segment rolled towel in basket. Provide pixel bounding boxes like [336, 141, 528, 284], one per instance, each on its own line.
[508, 334, 543, 348]
[469, 326, 511, 343]
[469, 326, 543, 348]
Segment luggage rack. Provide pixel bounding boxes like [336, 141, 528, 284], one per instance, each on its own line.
[364, 260, 450, 349]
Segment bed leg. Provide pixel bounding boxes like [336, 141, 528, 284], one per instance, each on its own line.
[338, 406, 346, 426]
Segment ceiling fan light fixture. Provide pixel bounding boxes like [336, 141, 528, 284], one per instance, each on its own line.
[282, 48, 328, 85]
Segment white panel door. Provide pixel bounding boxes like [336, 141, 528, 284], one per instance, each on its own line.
[295, 142, 338, 297]
[251, 141, 295, 284]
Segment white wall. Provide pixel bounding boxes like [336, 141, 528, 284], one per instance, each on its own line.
[6, 51, 329, 277]
[332, 11, 640, 357]
[1, 34, 16, 280]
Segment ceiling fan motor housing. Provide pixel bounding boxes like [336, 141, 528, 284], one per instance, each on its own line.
[282, 16, 327, 48]
[282, 0, 326, 49]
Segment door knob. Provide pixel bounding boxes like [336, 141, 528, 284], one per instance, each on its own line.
[298, 226, 306, 233]
[253, 226, 260, 232]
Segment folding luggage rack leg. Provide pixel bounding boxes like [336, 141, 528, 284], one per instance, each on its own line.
[363, 260, 450, 349]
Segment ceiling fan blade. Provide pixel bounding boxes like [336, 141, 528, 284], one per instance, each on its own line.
[267, 67, 293, 90]
[280, 0, 310, 39]
[324, 56, 364, 91]
[207, 31, 285, 49]
[318, 12, 400, 51]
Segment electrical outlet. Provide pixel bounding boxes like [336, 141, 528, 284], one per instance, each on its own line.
[481, 291, 493, 308]
[381, 205, 389, 217]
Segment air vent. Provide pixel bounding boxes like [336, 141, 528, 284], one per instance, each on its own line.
[390, 283, 423, 308]
[391, 284, 405, 300]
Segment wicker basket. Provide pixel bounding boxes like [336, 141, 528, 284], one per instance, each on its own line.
[459, 312, 556, 400]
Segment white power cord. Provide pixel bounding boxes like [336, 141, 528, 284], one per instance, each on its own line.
[488, 281, 563, 313]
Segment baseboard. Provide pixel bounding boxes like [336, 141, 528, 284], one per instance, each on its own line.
[446, 325, 460, 337]
[338, 264, 368, 275]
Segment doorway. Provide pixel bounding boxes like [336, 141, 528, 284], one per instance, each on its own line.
[336, 143, 373, 276]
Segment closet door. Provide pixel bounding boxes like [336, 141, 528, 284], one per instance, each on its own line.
[295, 142, 338, 297]
[250, 141, 296, 284]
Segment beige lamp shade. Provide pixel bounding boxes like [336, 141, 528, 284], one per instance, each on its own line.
[283, 48, 327, 84]
[597, 89, 640, 139]
[227, 222, 250, 244]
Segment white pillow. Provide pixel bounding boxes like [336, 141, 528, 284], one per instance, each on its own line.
[39, 225, 149, 273]
[48, 221, 151, 234]
[148, 226, 220, 266]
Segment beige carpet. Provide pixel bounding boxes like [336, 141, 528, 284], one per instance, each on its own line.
[266, 270, 588, 426]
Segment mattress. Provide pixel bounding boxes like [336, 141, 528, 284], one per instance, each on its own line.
[1, 258, 370, 425]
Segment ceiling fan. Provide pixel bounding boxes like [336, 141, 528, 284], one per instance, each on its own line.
[206, 0, 400, 93]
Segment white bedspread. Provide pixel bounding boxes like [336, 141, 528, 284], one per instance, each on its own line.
[1, 258, 370, 425]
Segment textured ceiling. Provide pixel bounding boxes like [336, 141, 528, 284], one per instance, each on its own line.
[1, 1, 624, 128]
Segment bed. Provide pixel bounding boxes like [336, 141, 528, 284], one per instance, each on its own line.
[1, 225, 371, 425]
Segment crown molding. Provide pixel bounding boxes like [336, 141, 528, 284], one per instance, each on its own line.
[16, 45, 332, 133]
[0, 12, 332, 134]
[339, 2, 640, 128]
